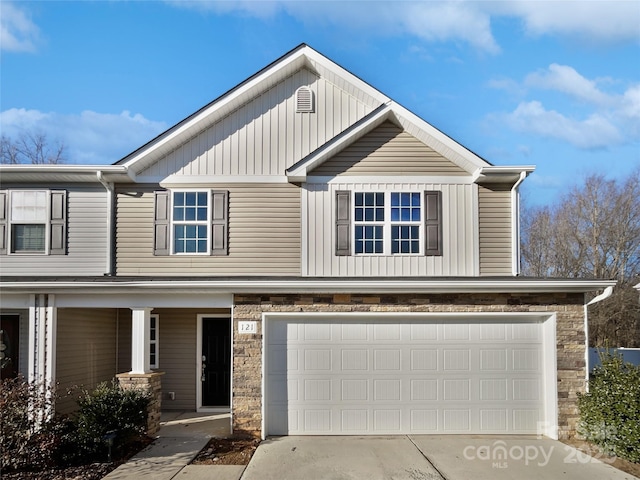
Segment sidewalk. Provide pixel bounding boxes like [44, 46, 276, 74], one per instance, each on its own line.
[103, 411, 245, 480]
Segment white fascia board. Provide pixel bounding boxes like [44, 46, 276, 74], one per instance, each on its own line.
[286, 105, 393, 181]
[388, 102, 491, 172]
[0, 279, 617, 295]
[302, 47, 390, 106]
[155, 175, 291, 185]
[310, 175, 475, 185]
[121, 48, 311, 174]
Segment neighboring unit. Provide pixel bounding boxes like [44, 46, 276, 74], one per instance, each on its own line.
[0, 44, 615, 439]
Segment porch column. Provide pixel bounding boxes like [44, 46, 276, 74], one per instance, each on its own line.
[130, 307, 153, 374]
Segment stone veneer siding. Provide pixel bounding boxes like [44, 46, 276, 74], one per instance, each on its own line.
[116, 371, 164, 436]
[232, 292, 586, 439]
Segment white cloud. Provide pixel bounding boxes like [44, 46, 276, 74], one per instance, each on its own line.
[0, 109, 167, 164]
[525, 64, 613, 106]
[0, 2, 40, 52]
[499, 1, 640, 44]
[493, 63, 640, 149]
[167, 1, 640, 53]
[505, 101, 622, 149]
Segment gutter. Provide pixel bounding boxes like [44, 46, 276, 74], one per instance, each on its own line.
[584, 285, 615, 390]
[96, 171, 115, 276]
[0, 278, 617, 295]
[511, 171, 527, 275]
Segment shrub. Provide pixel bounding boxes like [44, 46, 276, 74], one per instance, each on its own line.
[0, 375, 60, 471]
[62, 380, 151, 463]
[578, 352, 640, 462]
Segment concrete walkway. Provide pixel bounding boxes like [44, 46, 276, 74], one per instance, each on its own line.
[103, 411, 245, 480]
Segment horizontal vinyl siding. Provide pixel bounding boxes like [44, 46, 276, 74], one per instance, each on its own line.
[478, 185, 512, 275]
[56, 308, 117, 414]
[138, 68, 375, 180]
[116, 184, 301, 276]
[304, 182, 477, 276]
[1, 185, 108, 276]
[310, 123, 468, 176]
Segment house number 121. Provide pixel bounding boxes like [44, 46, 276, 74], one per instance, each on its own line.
[238, 321, 257, 334]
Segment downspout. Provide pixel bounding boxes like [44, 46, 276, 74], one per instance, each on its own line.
[97, 171, 114, 276]
[511, 171, 527, 276]
[584, 286, 614, 391]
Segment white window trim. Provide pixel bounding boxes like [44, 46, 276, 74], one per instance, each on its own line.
[8, 190, 50, 256]
[170, 189, 211, 255]
[150, 314, 159, 369]
[353, 190, 424, 256]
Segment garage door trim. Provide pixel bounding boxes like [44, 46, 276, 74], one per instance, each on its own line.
[262, 312, 558, 439]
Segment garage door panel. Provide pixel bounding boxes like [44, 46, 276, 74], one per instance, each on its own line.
[266, 318, 547, 435]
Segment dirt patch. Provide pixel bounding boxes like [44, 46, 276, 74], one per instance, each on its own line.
[562, 439, 640, 478]
[191, 436, 261, 465]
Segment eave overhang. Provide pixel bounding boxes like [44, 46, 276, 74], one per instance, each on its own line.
[0, 164, 132, 184]
[0, 277, 617, 295]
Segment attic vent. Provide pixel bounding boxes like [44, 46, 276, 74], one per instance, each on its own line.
[295, 86, 314, 113]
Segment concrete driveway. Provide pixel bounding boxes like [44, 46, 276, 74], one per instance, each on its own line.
[241, 436, 637, 480]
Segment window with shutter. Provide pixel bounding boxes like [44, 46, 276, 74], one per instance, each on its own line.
[154, 189, 229, 256]
[0, 189, 67, 255]
[336, 190, 443, 257]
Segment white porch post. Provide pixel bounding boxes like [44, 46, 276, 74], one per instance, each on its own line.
[130, 307, 153, 374]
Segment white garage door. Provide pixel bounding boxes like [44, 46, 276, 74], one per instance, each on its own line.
[265, 316, 551, 435]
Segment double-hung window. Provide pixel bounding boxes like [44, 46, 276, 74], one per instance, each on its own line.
[336, 190, 442, 257]
[173, 191, 209, 254]
[0, 189, 67, 256]
[153, 189, 229, 256]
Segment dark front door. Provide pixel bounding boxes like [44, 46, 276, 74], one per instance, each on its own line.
[202, 318, 231, 407]
[1, 315, 20, 380]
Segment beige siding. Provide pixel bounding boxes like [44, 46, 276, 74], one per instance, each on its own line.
[56, 308, 117, 414]
[0, 185, 108, 276]
[116, 183, 301, 276]
[303, 182, 478, 276]
[478, 184, 512, 275]
[138, 68, 375, 180]
[310, 123, 468, 176]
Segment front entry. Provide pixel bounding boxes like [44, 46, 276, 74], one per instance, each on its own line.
[201, 317, 231, 407]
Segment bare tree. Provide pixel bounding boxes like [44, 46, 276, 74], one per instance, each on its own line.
[0, 132, 66, 164]
[522, 169, 640, 347]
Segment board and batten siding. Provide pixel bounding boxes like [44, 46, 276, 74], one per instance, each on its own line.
[116, 183, 301, 276]
[56, 308, 117, 414]
[310, 122, 468, 176]
[303, 182, 478, 276]
[478, 184, 512, 276]
[0, 185, 108, 276]
[138, 68, 376, 181]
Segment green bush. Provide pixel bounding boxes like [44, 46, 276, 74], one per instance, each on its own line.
[578, 352, 640, 462]
[0, 377, 151, 471]
[62, 380, 151, 463]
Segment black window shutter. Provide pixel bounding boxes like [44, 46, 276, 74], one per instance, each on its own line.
[0, 191, 6, 255]
[424, 191, 442, 256]
[49, 190, 67, 255]
[154, 191, 170, 256]
[211, 190, 228, 256]
[335, 190, 351, 256]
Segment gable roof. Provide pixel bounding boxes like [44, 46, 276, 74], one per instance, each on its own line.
[116, 43, 389, 176]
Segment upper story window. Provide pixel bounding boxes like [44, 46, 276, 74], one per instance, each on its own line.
[0, 189, 67, 256]
[173, 192, 209, 254]
[336, 189, 442, 257]
[153, 189, 228, 256]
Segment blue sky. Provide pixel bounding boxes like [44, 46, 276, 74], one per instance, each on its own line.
[1, 1, 639, 207]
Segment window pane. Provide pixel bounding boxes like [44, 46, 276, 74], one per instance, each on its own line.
[196, 206, 207, 221]
[355, 193, 364, 206]
[411, 192, 420, 205]
[391, 193, 400, 207]
[12, 224, 45, 252]
[174, 192, 184, 206]
[185, 192, 196, 206]
[365, 192, 374, 206]
[376, 192, 384, 205]
[355, 208, 363, 222]
[412, 208, 421, 221]
[365, 208, 374, 221]
[375, 207, 384, 221]
[391, 208, 399, 221]
[10, 191, 47, 222]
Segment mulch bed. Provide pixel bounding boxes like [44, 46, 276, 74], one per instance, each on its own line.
[561, 439, 640, 478]
[191, 436, 261, 465]
[1, 436, 154, 480]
